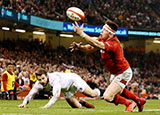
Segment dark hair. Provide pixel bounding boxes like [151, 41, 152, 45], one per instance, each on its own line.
[6, 62, 13, 67]
[35, 68, 47, 77]
[105, 20, 118, 32]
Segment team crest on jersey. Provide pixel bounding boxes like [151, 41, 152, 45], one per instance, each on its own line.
[100, 50, 105, 53]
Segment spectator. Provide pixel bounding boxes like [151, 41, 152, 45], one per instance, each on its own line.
[0, 37, 160, 100]
[1, 63, 23, 100]
[29, 73, 37, 88]
[0, 0, 159, 30]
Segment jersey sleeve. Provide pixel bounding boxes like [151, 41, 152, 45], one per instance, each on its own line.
[2, 73, 8, 91]
[23, 81, 43, 105]
[43, 78, 61, 108]
[15, 81, 20, 87]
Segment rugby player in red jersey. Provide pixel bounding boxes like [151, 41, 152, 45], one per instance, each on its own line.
[70, 20, 146, 112]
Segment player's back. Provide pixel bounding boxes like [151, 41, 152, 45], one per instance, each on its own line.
[48, 72, 81, 90]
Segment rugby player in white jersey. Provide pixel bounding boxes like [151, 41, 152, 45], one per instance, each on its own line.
[18, 68, 103, 109]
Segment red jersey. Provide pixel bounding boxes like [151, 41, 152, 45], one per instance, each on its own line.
[98, 36, 129, 74]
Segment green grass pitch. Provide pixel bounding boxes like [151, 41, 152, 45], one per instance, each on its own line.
[0, 99, 160, 115]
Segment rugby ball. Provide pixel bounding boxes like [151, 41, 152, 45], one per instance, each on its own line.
[66, 7, 85, 21]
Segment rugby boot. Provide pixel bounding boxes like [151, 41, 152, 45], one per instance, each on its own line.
[125, 102, 136, 112]
[137, 97, 146, 112]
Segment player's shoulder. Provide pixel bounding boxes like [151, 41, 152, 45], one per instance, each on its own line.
[48, 72, 57, 76]
[2, 72, 7, 77]
[48, 72, 62, 81]
[48, 72, 62, 76]
[108, 36, 120, 45]
[49, 72, 77, 77]
[66, 72, 80, 78]
[109, 36, 118, 41]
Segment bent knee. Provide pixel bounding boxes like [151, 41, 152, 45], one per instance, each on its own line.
[103, 94, 114, 102]
[87, 93, 96, 98]
[85, 91, 98, 98]
[103, 96, 113, 102]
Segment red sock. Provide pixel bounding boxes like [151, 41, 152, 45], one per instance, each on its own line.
[121, 88, 140, 103]
[79, 100, 95, 108]
[113, 94, 131, 106]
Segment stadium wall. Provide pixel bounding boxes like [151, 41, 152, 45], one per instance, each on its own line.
[0, 30, 32, 41]
[146, 40, 160, 53]
[123, 39, 145, 49]
[57, 35, 87, 49]
[0, 29, 88, 49]
[1, 29, 160, 54]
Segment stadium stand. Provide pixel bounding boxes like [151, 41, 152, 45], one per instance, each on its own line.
[0, 0, 160, 30]
[0, 39, 160, 99]
[0, 0, 160, 100]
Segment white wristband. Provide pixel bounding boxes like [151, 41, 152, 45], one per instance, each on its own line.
[80, 32, 87, 38]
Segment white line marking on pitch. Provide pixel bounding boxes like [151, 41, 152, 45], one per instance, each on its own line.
[143, 109, 160, 112]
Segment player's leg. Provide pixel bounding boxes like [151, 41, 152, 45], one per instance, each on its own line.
[82, 84, 101, 97]
[63, 83, 95, 109]
[2, 91, 13, 100]
[2, 92, 7, 100]
[79, 99, 95, 108]
[73, 74, 104, 98]
[119, 67, 146, 112]
[65, 96, 95, 108]
[103, 81, 123, 101]
[103, 67, 136, 112]
[66, 96, 82, 108]
[9, 90, 14, 100]
[121, 88, 146, 112]
[103, 69, 131, 102]
[103, 82, 136, 112]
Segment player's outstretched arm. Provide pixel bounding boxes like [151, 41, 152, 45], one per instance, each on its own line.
[72, 21, 105, 50]
[39, 96, 59, 109]
[70, 42, 98, 53]
[41, 83, 61, 109]
[70, 42, 82, 52]
[18, 81, 43, 108]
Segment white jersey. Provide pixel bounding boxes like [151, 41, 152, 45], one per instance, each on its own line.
[22, 72, 87, 108]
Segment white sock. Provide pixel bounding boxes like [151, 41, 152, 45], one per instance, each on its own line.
[79, 103, 82, 108]
[95, 88, 101, 97]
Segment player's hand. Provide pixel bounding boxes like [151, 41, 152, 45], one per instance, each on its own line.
[18, 104, 26, 108]
[72, 21, 84, 35]
[69, 42, 82, 52]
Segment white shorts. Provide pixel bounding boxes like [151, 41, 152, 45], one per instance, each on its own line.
[110, 67, 132, 89]
[62, 75, 87, 99]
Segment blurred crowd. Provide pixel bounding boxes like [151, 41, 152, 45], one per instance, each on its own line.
[0, 39, 160, 100]
[0, 0, 160, 30]
[147, 0, 160, 17]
